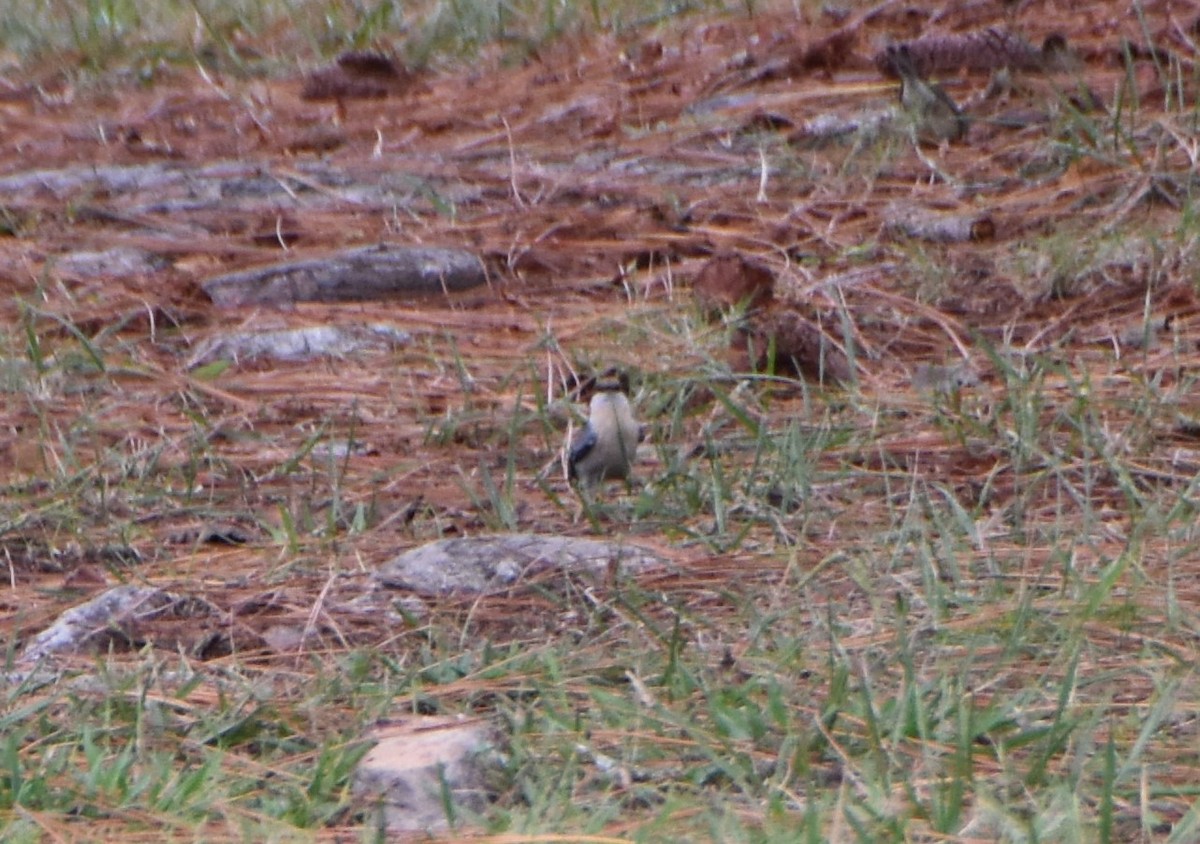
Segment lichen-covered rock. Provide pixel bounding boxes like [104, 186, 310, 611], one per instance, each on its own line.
[375, 533, 666, 596]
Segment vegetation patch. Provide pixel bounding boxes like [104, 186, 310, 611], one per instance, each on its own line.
[3, 0, 1200, 840]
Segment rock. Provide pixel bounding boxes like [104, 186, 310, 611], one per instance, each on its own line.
[54, 246, 166, 279]
[186, 323, 410, 367]
[375, 533, 666, 597]
[353, 716, 501, 834]
[201, 244, 487, 307]
[18, 585, 220, 665]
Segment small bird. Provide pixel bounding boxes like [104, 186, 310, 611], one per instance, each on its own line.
[567, 373, 641, 488]
[888, 45, 967, 144]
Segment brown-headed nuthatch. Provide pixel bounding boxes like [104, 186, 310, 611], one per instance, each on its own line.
[567, 373, 641, 487]
[887, 44, 967, 144]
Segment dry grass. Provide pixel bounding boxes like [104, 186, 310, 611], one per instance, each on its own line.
[4, 0, 1200, 840]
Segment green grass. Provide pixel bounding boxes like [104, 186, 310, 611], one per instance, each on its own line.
[0, 0, 737, 79]
[9, 283, 1200, 839]
[6, 0, 1200, 840]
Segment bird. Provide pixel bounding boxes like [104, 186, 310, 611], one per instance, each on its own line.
[567, 372, 641, 488]
[887, 45, 967, 144]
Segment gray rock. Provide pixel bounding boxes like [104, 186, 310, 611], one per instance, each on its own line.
[376, 533, 666, 596]
[186, 323, 410, 367]
[202, 243, 487, 307]
[18, 585, 219, 665]
[354, 716, 501, 834]
[54, 246, 166, 279]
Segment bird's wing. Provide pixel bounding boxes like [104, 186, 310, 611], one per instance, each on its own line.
[567, 426, 598, 479]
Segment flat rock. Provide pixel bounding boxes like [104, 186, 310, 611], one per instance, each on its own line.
[54, 246, 167, 279]
[375, 533, 667, 596]
[202, 243, 487, 307]
[18, 585, 220, 665]
[187, 323, 410, 367]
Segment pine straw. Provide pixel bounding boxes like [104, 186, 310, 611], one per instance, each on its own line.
[4, 0, 1200, 838]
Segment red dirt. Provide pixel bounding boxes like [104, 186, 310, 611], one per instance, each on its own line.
[2, 0, 1199, 662]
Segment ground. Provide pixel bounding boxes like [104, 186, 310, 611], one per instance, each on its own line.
[3, 0, 1200, 840]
